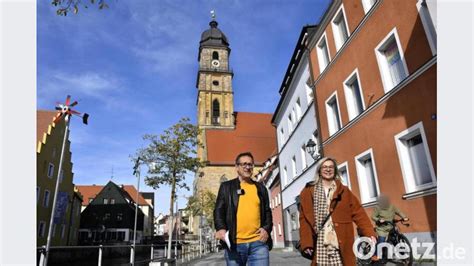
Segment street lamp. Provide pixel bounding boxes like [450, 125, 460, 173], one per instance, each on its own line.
[305, 139, 320, 160]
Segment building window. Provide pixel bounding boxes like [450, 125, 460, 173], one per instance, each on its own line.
[279, 128, 285, 144]
[103, 198, 109, 204]
[290, 211, 299, 230]
[117, 213, 123, 221]
[316, 33, 331, 72]
[212, 99, 220, 125]
[338, 162, 351, 189]
[278, 223, 282, 236]
[43, 190, 50, 208]
[283, 166, 288, 186]
[52, 224, 57, 237]
[212, 80, 219, 86]
[295, 98, 302, 121]
[287, 113, 293, 134]
[291, 156, 297, 179]
[417, 0, 437, 55]
[38, 221, 46, 237]
[278, 193, 281, 205]
[395, 122, 436, 193]
[331, 4, 350, 51]
[59, 169, 64, 183]
[61, 224, 66, 239]
[325, 92, 342, 136]
[343, 69, 366, 120]
[212, 51, 219, 60]
[300, 144, 307, 170]
[375, 28, 409, 92]
[89, 198, 94, 204]
[104, 213, 111, 220]
[355, 149, 380, 204]
[110, 198, 115, 204]
[306, 79, 314, 104]
[224, 111, 228, 118]
[118, 231, 125, 241]
[361, 0, 376, 14]
[47, 163, 54, 178]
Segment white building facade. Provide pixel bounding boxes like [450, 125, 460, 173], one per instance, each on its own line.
[272, 26, 320, 248]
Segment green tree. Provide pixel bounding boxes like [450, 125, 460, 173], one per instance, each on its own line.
[135, 117, 204, 259]
[51, 0, 109, 16]
[187, 190, 217, 229]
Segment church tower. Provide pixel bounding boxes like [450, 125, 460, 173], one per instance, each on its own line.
[196, 17, 235, 160]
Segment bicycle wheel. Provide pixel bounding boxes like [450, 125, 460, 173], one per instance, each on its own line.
[391, 234, 413, 266]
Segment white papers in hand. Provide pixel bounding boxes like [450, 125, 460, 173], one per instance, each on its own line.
[224, 231, 231, 249]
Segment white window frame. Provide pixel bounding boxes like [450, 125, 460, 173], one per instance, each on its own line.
[343, 68, 366, 120]
[296, 98, 302, 121]
[316, 32, 331, 73]
[300, 143, 308, 170]
[331, 3, 351, 51]
[416, 0, 437, 55]
[306, 81, 314, 104]
[280, 128, 285, 145]
[374, 27, 409, 92]
[361, 0, 376, 14]
[47, 163, 55, 178]
[355, 148, 381, 204]
[43, 189, 50, 208]
[291, 156, 297, 178]
[394, 121, 436, 193]
[338, 161, 352, 189]
[325, 91, 343, 136]
[287, 113, 293, 134]
[278, 193, 281, 205]
[283, 166, 288, 186]
[278, 223, 282, 236]
[38, 221, 46, 237]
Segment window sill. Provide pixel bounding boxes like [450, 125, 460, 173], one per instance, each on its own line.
[361, 200, 378, 208]
[402, 186, 437, 200]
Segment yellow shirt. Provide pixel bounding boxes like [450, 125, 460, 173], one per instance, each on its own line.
[236, 181, 261, 243]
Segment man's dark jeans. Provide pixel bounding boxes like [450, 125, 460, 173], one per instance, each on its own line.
[224, 240, 269, 266]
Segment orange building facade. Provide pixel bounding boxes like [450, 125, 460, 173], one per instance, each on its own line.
[306, 0, 437, 244]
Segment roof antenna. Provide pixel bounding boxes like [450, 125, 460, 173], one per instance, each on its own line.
[111, 166, 114, 180]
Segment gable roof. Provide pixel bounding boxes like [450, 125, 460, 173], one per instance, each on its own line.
[205, 112, 277, 166]
[76, 182, 150, 207]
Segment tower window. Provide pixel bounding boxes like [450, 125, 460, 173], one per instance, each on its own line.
[212, 99, 220, 125]
[212, 80, 219, 86]
[212, 51, 219, 60]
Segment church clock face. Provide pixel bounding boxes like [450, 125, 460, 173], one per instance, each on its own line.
[211, 59, 220, 68]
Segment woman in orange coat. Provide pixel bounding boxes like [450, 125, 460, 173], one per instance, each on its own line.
[298, 157, 376, 265]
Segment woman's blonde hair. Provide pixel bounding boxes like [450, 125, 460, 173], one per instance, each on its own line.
[315, 157, 341, 181]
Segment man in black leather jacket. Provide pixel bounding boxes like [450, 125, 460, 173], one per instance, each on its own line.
[213, 152, 273, 266]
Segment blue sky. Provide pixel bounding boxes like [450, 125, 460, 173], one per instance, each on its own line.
[37, 0, 330, 215]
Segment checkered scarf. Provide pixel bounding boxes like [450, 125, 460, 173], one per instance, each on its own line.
[313, 179, 343, 265]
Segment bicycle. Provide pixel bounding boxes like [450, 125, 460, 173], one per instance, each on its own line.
[356, 219, 413, 265]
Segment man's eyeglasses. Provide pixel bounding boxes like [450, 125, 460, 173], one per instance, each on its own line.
[237, 163, 254, 169]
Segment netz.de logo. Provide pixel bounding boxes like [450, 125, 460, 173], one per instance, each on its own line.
[353, 237, 437, 260]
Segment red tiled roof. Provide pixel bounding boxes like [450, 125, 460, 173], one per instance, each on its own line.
[205, 112, 277, 165]
[37, 110, 58, 143]
[76, 184, 149, 207]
